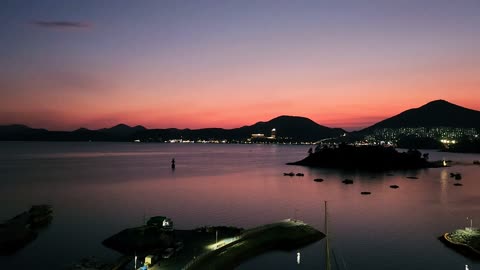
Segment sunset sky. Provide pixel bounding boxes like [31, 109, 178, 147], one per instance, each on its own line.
[1, 0, 479, 131]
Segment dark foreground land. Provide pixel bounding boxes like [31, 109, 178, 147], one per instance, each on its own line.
[288, 145, 440, 171]
[102, 224, 242, 269]
[0, 205, 53, 255]
[102, 219, 323, 270]
[183, 219, 324, 270]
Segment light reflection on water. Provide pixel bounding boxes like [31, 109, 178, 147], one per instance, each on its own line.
[0, 142, 479, 269]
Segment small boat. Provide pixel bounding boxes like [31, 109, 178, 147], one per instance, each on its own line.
[454, 173, 462, 180]
[453, 183, 463, 186]
[283, 172, 295, 176]
[389, 185, 399, 189]
[474, 160, 480, 165]
[406, 176, 418, 179]
[295, 173, 304, 177]
[342, 179, 354, 184]
[360, 191, 371, 195]
[313, 178, 324, 182]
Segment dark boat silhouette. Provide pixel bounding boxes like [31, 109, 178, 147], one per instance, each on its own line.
[342, 179, 353, 184]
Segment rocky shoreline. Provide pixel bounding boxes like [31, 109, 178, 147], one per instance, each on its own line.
[0, 205, 53, 255]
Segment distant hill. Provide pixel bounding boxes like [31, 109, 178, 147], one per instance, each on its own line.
[0, 124, 146, 141]
[136, 115, 345, 142]
[0, 116, 344, 142]
[240, 115, 344, 140]
[98, 124, 146, 135]
[0, 125, 49, 141]
[362, 100, 480, 132]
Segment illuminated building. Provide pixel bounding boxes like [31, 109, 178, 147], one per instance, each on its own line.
[251, 133, 265, 139]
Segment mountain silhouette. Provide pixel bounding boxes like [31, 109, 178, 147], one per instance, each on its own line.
[237, 115, 344, 141]
[99, 124, 147, 136]
[138, 116, 344, 142]
[0, 116, 343, 142]
[2, 100, 477, 142]
[362, 100, 480, 132]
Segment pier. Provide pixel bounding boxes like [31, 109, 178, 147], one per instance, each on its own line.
[181, 219, 324, 270]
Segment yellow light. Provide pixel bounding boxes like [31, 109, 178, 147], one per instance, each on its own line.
[205, 237, 240, 250]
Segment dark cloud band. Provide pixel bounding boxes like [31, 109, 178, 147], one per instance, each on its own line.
[31, 21, 91, 29]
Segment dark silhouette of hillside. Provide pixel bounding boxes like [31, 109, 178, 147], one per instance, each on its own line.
[0, 116, 344, 142]
[0, 124, 146, 141]
[362, 100, 480, 131]
[447, 138, 480, 153]
[2, 100, 478, 143]
[244, 115, 344, 140]
[98, 124, 146, 136]
[396, 135, 445, 150]
[136, 116, 344, 142]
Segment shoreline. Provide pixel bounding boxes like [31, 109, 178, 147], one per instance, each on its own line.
[441, 232, 480, 259]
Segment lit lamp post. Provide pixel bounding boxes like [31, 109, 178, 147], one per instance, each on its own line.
[467, 217, 473, 229]
[134, 254, 137, 269]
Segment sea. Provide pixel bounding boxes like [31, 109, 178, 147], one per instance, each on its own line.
[0, 142, 479, 270]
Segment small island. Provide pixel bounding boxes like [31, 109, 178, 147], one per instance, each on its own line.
[441, 227, 480, 259]
[287, 144, 442, 171]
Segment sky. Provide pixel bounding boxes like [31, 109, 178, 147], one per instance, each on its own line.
[1, 0, 479, 131]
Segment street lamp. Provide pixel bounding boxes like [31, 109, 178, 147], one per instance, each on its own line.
[467, 217, 473, 229]
[134, 253, 137, 269]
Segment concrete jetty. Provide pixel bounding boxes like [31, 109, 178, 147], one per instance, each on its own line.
[182, 219, 324, 270]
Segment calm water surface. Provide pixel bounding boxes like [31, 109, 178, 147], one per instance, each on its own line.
[1, 142, 479, 269]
